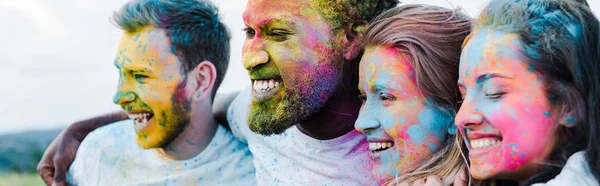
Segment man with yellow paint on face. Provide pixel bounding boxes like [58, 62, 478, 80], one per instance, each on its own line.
[63, 0, 255, 185]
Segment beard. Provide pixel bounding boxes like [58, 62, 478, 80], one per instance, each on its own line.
[153, 79, 191, 148]
[248, 60, 342, 136]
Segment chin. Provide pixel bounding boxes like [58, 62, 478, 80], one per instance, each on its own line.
[136, 132, 170, 149]
[469, 166, 500, 180]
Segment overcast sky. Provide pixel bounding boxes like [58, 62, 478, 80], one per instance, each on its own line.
[1, 0, 599, 134]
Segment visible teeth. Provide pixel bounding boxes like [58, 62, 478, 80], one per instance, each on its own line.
[253, 79, 282, 93]
[369, 142, 394, 151]
[470, 138, 501, 149]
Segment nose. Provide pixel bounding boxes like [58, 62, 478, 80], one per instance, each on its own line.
[455, 96, 484, 130]
[355, 108, 381, 133]
[242, 38, 269, 70]
[112, 78, 136, 105]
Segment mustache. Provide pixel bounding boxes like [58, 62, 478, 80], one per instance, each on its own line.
[249, 64, 282, 79]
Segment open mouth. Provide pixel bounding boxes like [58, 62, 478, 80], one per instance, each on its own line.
[469, 137, 502, 150]
[128, 112, 154, 130]
[252, 78, 283, 101]
[369, 141, 394, 154]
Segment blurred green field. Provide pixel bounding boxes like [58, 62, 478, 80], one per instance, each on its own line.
[0, 173, 45, 186]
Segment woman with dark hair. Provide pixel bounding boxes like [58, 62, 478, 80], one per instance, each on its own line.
[354, 4, 472, 185]
[456, 0, 600, 185]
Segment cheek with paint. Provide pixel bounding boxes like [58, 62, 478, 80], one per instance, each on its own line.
[358, 46, 452, 181]
[114, 26, 189, 148]
[459, 30, 560, 179]
[471, 85, 555, 177]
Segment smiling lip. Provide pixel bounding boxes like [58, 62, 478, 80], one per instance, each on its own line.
[466, 131, 503, 158]
[127, 111, 154, 132]
[368, 139, 394, 157]
[251, 78, 283, 101]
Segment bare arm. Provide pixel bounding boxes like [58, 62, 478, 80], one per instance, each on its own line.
[213, 91, 240, 130]
[37, 111, 128, 186]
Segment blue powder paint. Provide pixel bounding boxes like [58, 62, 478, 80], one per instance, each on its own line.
[428, 142, 437, 151]
[170, 45, 177, 54]
[418, 108, 449, 139]
[407, 125, 426, 145]
[565, 116, 575, 126]
[543, 112, 552, 117]
[197, 93, 202, 98]
[526, 65, 535, 72]
[377, 150, 401, 177]
[509, 109, 518, 120]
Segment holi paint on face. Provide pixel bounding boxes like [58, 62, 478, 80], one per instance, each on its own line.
[456, 30, 559, 180]
[113, 26, 191, 149]
[242, 0, 342, 135]
[355, 46, 452, 182]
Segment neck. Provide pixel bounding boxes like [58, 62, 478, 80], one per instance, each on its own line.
[157, 103, 217, 160]
[297, 90, 361, 140]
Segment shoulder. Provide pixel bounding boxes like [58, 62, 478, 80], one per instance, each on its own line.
[533, 151, 599, 186]
[73, 120, 136, 168]
[67, 120, 135, 184]
[85, 120, 136, 148]
[227, 87, 253, 141]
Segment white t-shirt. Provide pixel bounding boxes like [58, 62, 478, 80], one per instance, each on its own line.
[227, 87, 378, 186]
[532, 151, 599, 186]
[66, 120, 256, 186]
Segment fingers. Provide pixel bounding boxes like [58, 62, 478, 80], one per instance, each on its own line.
[52, 154, 70, 186]
[413, 178, 426, 186]
[38, 164, 54, 186]
[423, 175, 443, 186]
[38, 138, 59, 186]
[454, 166, 469, 186]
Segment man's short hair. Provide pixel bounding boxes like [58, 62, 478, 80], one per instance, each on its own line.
[310, 0, 400, 28]
[111, 0, 230, 98]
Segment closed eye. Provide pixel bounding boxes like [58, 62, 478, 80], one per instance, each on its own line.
[484, 88, 507, 100]
[134, 74, 149, 83]
[242, 27, 255, 39]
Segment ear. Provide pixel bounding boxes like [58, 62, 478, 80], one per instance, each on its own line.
[342, 21, 369, 61]
[191, 61, 217, 102]
[557, 103, 577, 128]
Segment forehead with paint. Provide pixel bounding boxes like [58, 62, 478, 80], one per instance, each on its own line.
[457, 29, 561, 180]
[114, 26, 189, 148]
[115, 26, 182, 78]
[357, 46, 451, 181]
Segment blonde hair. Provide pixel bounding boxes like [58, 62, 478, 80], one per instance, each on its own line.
[364, 4, 474, 185]
[386, 134, 470, 185]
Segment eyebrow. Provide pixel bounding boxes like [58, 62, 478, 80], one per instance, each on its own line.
[476, 73, 512, 85]
[249, 18, 297, 30]
[373, 84, 389, 92]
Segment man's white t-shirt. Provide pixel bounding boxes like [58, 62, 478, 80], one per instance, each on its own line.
[66, 120, 256, 186]
[227, 87, 378, 186]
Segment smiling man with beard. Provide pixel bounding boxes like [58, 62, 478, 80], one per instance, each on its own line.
[224, 0, 398, 185]
[38, 0, 399, 185]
